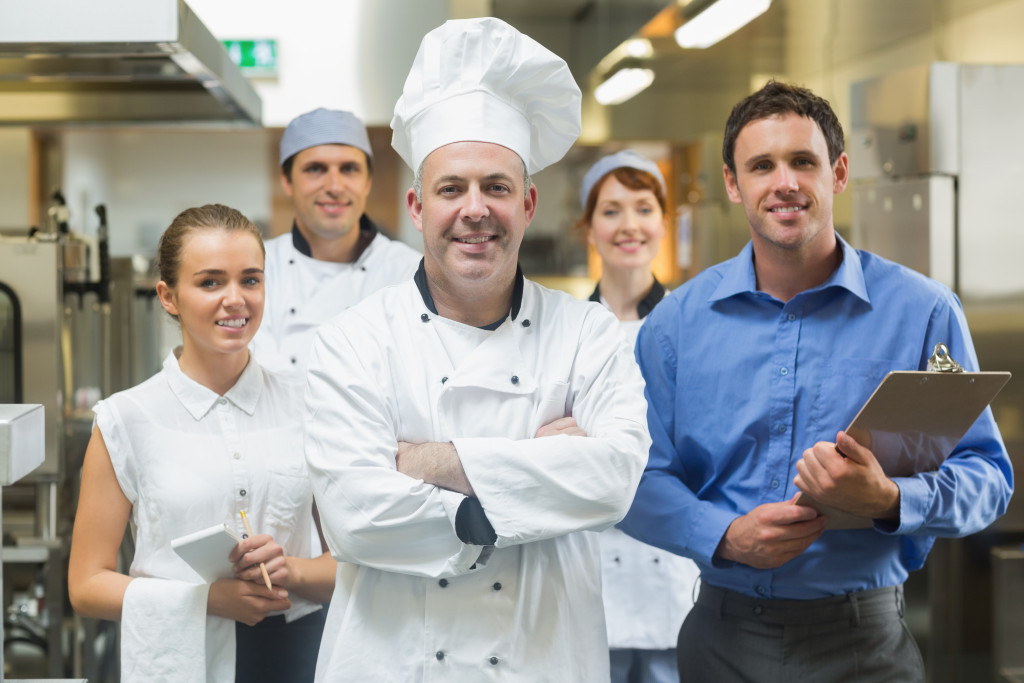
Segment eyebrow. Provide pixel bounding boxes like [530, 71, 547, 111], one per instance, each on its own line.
[744, 149, 820, 168]
[435, 172, 516, 185]
[192, 267, 264, 276]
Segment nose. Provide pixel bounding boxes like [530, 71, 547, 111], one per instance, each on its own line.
[325, 168, 343, 194]
[223, 281, 244, 308]
[774, 165, 799, 193]
[460, 185, 490, 222]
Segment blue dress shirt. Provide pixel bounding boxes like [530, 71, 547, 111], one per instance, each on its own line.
[620, 234, 1013, 599]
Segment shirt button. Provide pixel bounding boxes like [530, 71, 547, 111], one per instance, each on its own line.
[753, 605, 764, 615]
[492, 582, 502, 591]
[489, 656, 499, 666]
[435, 651, 445, 661]
[777, 423, 787, 433]
[780, 367, 789, 376]
[770, 479, 780, 489]
[521, 319, 531, 328]
[217, 397, 227, 405]
[438, 579, 449, 588]
[290, 357, 297, 364]
[240, 489, 247, 497]
[510, 375, 519, 385]
[787, 313, 796, 321]
[441, 376, 448, 384]
[653, 557, 660, 564]
[290, 308, 296, 314]
[233, 452, 241, 460]
[421, 313, 430, 322]
[756, 585, 766, 595]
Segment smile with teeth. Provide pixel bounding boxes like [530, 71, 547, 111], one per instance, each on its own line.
[217, 318, 248, 328]
[769, 205, 805, 213]
[455, 235, 495, 244]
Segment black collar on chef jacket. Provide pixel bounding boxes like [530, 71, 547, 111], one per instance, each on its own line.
[414, 259, 525, 330]
[290, 214, 379, 259]
[589, 276, 665, 319]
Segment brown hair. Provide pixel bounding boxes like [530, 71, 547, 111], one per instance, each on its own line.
[575, 166, 667, 233]
[157, 204, 265, 291]
[722, 80, 845, 175]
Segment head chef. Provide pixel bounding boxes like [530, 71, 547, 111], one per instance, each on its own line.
[392, 16, 581, 327]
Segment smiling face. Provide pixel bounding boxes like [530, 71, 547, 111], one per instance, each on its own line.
[407, 141, 536, 296]
[723, 112, 849, 258]
[157, 229, 265, 362]
[281, 143, 372, 260]
[587, 174, 665, 274]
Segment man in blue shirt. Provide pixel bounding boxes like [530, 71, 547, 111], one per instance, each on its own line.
[619, 81, 1012, 682]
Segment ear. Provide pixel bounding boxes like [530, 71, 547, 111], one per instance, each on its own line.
[523, 183, 538, 227]
[406, 188, 424, 234]
[280, 172, 294, 199]
[832, 152, 850, 194]
[156, 281, 179, 317]
[723, 164, 742, 205]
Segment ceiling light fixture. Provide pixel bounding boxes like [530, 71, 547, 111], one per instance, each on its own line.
[594, 68, 655, 106]
[674, 0, 772, 49]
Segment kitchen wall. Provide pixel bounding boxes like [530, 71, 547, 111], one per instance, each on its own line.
[0, 128, 31, 230]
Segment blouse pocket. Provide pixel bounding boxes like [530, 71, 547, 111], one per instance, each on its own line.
[264, 456, 313, 533]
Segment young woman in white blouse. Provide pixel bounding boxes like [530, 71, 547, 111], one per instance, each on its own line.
[577, 152, 701, 683]
[68, 204, 335, 683]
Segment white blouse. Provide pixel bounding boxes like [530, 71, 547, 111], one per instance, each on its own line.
[95, 350, 320, 681]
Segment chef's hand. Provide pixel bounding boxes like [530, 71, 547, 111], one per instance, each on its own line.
[396, 441, 474, 496]
[207, 577, 290, 626]
[535, 416, 587, 438]
[230, 534, 288, 588]
[716, 495, 826, 569]
[794, 430, 900, 520]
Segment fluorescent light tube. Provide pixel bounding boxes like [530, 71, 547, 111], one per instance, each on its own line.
[675, 0, 772, 49]
[595, 68, 655, 105]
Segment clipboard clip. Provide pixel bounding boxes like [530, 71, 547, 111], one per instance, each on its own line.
[927, 343, 965, 373]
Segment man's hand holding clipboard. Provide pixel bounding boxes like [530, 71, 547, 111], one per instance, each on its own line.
[794, 344, 1011, 529]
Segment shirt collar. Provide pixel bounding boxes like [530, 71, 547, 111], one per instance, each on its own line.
[291, 214, 379, 259]
[414, 259, 525, 328]
[708, 232, 869, 305]
[162, 348, 263, 420]
[588, 276, 666, 319]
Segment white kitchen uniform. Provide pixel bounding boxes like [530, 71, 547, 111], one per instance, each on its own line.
[252, 223, 420, 378]
[595, 304, 700, 655]
[305, 272, 651, 682]
[95, 350, 321, 683]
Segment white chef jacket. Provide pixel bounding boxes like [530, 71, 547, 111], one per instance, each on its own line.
[597, 313, 700, 650]
[252, 223, 420, 379]
[95, 349, 320, 682]
[305, 272, 651, 683]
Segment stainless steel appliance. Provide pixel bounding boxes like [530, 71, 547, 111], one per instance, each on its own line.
[850, 62, 1024, 682]
[0, 197, 161, 678]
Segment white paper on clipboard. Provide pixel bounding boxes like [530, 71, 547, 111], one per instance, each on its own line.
[171, 523, 242, 583]
[797, 344, 1011, 529]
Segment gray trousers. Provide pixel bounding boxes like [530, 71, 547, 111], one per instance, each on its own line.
[677, 583, 925, 683]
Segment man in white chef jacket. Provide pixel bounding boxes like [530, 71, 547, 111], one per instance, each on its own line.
[252, 107, 420, 378]
[304, 17, 651, 682]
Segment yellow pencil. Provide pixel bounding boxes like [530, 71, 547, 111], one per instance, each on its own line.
[239, 509, 273, 590]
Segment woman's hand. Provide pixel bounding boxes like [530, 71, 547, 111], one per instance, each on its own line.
[207, 577, 291, 626]
[230, 534, 290, 588]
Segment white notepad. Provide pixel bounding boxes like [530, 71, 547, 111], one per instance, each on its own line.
[171, 523, 242, 583]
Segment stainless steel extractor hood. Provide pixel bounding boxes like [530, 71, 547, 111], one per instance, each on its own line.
[0, 0, 261, 126]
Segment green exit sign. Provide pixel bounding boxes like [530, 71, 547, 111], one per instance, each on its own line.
[223, 39, 278, 75]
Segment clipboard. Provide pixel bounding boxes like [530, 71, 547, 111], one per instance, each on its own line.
[171, 523, 242, 583]
[797, 344, 1011, 529]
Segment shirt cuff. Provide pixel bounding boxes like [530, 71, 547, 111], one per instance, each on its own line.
[455, 496, 498, 545]
[874, 477, 921, 534]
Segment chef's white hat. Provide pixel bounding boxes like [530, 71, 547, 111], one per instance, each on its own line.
[391, 17, 581, 175]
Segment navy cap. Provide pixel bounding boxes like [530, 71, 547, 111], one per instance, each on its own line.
[579, 150, 666, 209]
[279, 108, 373, 166]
